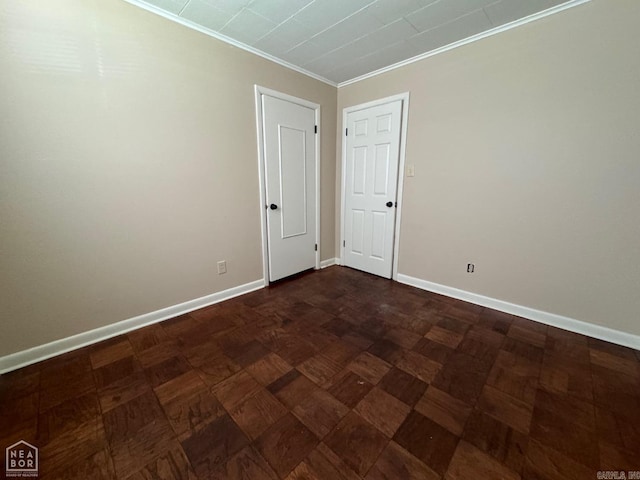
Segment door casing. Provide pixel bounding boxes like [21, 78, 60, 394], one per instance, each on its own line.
[255, 85, 320, 286]
[340, 93, 410, 281]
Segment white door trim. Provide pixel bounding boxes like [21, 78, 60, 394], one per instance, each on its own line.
[254, 85, 321, 286]
[340, 92, 410, 281]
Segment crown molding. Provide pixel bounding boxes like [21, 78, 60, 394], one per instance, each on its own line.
[121, 0, 337, 87]
[338, 0, 591, 88]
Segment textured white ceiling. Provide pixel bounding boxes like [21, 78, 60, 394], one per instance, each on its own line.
[133, 0, 583, 85]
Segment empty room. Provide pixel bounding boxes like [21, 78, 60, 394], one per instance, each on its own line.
[1, 0, 639, 478]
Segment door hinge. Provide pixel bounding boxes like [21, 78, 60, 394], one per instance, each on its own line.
[314, 125, 317, 134]
[315, 243, 317, 251]
[345, 128, 348, 136]
[343, 240, 345, 247]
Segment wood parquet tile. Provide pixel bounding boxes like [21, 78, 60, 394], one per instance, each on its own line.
[354, 387, 410, 438]
[393, 409, 460, 476]
[181, 414, 249, 478]
[210, 445, 278, 480]
[415, 386, 472, 436]
[326, 370, 374, 408]
[366, 441, 439, 480]
[324, 412, 388, 476]
[37, 391, 101, 444]
[40, 448, 116, 480]
[463, 408, 528, 473]
[1, 266, 639, 479]
[90, 340, 135, 370]
[394, 350, 441, 383]
[229, 388, 288, 440]
[39, 416, 108, 477]
[346, 352, 391, 385]
[445, 440, 521, 480]
[155, 371, 225, 437]
[246, 353, 293, 386]
[126, 445, 196, 480]
[292, 388, 349, 438]
[476, 385, 534, 435]
[255, 413, 318, 478]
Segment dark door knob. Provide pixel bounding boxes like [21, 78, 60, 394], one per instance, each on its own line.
[270, 204, 278, 210]
[386, 201, 393, 208]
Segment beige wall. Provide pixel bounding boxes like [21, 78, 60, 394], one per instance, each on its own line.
[0, 0, 336, 356]
[338, 0, 640, 336]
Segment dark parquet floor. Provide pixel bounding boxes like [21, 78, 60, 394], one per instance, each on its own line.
[1, 266, 639, 479]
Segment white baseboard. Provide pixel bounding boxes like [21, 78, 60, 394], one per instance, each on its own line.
[397, 273, 640, 351]
[0, 279, 264, 374]
[320, 258, 340, 268]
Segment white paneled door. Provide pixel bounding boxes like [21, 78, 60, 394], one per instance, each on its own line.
[343, 100, 402, 278]
[262, 94, 316, 282]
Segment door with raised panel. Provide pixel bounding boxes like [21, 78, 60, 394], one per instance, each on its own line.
[262, 94, 316, 282]
[343, 100, 402, 278]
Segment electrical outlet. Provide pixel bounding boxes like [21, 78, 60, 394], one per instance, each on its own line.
[217, 260, 227, 274]
[467, 263, 475, 273]
[407, 164, 415, 177]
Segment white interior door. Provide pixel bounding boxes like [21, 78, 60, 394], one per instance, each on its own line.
[262, 94, 316, 282]
[343, 100, 402, 278]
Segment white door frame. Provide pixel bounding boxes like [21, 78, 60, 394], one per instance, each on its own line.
[254, 85, 321, 286]
[340, 92, 410, 281]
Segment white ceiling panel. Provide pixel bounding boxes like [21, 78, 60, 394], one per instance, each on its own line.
[144, 0, 189, 15]
[280, 40, 326, 65]
[301, 18, 418, 76]
[409, 8, 492, 52]
[307, 10, 384, 55]
[358, 40, 423, 73]
[338, 18, 420, 60]
[302, 51, 348, 75]
[251, 31, 290, 55]
[484, 0, 566, 26]
[405, 0, 496, 33]
[367, 0, 436, 25]
[248, 0, 313, 24]
[253, 19, 311, 52]
[323, 61, 369, 84]
[209, 0, 252, 16]
[292, 0, 374, 31]
[180, 0, 232, 31]
[133, 0, 588, 84]
[220, 7, 276, 44]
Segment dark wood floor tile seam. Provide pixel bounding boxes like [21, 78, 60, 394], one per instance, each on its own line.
[101, 420, 120, 480]
[590, 353, 640, 386]
[323, 411, 390, 477]
[41, 375, 100, 415]
[569, 348, 609, 408]
[36, 376, 44, 425]
[331, 407, 391, 442]
[586, 353, 600, 411]
[455, 320, 508, 366]
[361, 439, 393, 479]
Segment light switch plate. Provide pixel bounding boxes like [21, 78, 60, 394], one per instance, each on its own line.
[217, 261, 227, 274]
[407, 164, 415, 177]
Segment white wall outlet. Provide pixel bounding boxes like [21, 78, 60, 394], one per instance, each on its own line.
[407, 164, 415, 177]
[217, 260, 227, 274]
